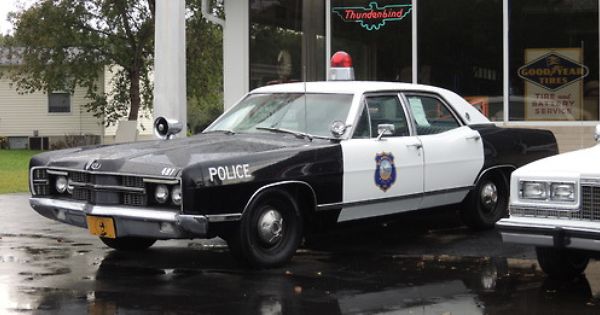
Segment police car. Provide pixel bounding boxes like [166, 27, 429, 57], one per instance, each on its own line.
[497, 127, 600, 278]
[28, 55, 558, 267]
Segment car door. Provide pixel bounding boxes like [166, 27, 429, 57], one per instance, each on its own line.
[402, 93, 484, 209]
[339, 94, 424, 222]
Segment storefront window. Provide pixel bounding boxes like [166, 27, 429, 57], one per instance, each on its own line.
[418, 0, 503, 121]
[249, 0, 325, 89]
[509, 0, 599, 121]
[331, 0, 413, 82]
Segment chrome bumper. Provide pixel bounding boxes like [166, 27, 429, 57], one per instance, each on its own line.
[497, 217, 600, 251]
[29, 197, 209, 239]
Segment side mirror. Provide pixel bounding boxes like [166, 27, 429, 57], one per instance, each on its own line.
[330, 120, 348, 138]
[595, 124, 600, 142]
[154, 117, 183, 140]
[377, 124, 395, 140]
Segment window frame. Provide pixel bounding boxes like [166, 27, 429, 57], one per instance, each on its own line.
[350, 92, 414, 139]
[48, 91, 72, 114]
[400, 92, 464, 135]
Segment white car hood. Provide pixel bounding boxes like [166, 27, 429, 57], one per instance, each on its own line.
[516, 144, 600, 177]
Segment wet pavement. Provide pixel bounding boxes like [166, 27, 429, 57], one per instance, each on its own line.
[2, 193, 600, 314]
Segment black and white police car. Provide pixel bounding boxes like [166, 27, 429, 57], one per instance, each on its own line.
[498, 126, 600, 278]
[29, 55, 558, 267]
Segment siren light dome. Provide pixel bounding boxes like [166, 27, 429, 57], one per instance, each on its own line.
[330, 51, 353, 68]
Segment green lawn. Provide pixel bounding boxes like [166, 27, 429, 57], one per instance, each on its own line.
[0, 150, 41, 193]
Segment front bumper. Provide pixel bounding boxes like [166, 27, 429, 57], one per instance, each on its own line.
[497, 217, 600, 251]
[30, 197, 209, 239]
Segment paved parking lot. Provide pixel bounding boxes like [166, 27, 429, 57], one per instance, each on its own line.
[2, 193, 600, 314]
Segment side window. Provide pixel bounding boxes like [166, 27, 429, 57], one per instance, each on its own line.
[352, 104, 371, 139]
[365, 95, 410, 137]
[406, 95, 460, 135]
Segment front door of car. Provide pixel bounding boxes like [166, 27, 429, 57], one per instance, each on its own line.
[403, 93, 484, 208]
[339, 94, 424, 222]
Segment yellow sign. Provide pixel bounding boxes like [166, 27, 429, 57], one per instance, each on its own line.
[86, 216, 116, 239]
[521, 48, 588, 121]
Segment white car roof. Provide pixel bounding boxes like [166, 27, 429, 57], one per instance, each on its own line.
[251, 81, 491, 125]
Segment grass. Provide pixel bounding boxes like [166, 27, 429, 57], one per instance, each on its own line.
[0, 150, 41, 193]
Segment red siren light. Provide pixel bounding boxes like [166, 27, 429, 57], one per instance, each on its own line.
[330, 51, 353, 68]
[329, 51, 355, 81]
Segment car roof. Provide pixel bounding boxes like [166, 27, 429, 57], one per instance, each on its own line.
[250, 81, 491, 125]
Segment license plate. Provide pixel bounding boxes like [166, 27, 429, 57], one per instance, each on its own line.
[86, 216, 116, 239]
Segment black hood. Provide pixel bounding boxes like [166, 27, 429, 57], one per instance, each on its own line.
[31, 133, 334, 177]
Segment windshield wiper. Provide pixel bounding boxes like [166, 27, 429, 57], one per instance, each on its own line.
[255, 127, 315, 140]
[256, 127, 337, 141]
[203, 129, 236, 135]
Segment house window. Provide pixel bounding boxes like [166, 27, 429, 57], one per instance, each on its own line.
[48, 92, 71, 113]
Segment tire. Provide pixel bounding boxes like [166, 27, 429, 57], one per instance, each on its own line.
[536, 247, 589, 279]
[100, 237, 156, 251]
[227, 189, 303, 268]
[461, 171, 508, 230]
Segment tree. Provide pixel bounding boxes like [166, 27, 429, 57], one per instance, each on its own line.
[186, 0, 224, 133]
[5, 0, 156, 125]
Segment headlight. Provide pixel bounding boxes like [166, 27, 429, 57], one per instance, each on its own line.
[171, 186, 182, 206]
[55, 176, 68, 194]
[520, 181, 547, 200]
[551, 183, 575, 201]
[155, 184, 169, 204]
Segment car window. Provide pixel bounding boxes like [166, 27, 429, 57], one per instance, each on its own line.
[361, 95, 410, 138]
[352, 104, 371, 139]
[406, 95, 460, 135]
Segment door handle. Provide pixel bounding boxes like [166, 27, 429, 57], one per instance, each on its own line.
[465, 135, 481, 141]
[406, 143, 423, 149]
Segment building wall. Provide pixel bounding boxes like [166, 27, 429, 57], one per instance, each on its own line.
[0, 66, 103, 140]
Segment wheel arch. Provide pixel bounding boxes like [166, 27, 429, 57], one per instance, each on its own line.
[475, 165, 516, 188]
[242, 181, 318, 218]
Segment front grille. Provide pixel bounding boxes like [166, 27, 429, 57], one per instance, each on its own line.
[123, 176, 144, 188]
[32, 168, 50, 196]
[72, 187, 90, 201]
[124, 193, 147, 206]
[511, 185, 600, 221]
[70, 171, 88, 183]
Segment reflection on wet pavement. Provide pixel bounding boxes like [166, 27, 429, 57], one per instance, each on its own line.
[2, 193, 600, 314]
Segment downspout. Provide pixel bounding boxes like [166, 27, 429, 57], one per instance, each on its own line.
[201, 0, 225, 27]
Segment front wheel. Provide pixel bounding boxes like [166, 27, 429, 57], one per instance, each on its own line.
[536, 247, 589, 279]
[227, 189, 303, 268]
[461, 171, 508, 230]
[100, 237, 156, 251]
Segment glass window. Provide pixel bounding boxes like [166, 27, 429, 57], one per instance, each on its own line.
[250, 0, 325, 89]
[364, 95, 410, 137]
[331, 0, 412, 82]
[509, 0, 599, 121]
[352, 104, 371, 138]
[406, 95, 460, 135]
[48, 92, 70, 113]
[206, 93, 354, 137]
[418, 0, 503, 121]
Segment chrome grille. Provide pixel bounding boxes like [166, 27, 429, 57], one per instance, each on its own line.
[32, 168, 50, 196]
[123, 176, 144, 188]
[70, 171, 88, 183]
[511, 185, 600, 221]
[72, 187, 90, 201]
[124, 193, 147, 206]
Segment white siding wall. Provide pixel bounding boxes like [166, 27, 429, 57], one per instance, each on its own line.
[0, 66, 103, 138]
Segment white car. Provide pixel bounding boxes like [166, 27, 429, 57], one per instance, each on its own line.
[498, 127, 600, 278]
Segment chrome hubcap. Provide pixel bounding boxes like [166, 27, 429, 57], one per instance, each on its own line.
[257, 209, 284, 245]
[480, 182, 498, 210]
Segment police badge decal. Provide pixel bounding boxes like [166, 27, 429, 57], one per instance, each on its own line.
[374, 152, 397, 192]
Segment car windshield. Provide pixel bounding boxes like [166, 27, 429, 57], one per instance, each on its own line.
[205, 93, 354, 138]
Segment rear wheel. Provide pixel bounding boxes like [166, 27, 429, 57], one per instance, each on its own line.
[536, 247, 589, 279]
[100, 237, 156, 251]
[461, 171, 508, 230]
[227, 189, 303, 268]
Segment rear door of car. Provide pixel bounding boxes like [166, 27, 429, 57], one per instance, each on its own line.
[402, 92, 484, 208]
[339, 93, 424, 222]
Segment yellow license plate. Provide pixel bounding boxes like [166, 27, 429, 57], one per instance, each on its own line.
[86, 216, 116, 239]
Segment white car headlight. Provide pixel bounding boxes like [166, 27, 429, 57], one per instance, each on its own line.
[55, 176, 68, 194]
[171, 186, 182, 206]
[520, 181, 547, 200]
[155, 184, 170, 204]
[550, 183, 575, 202]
